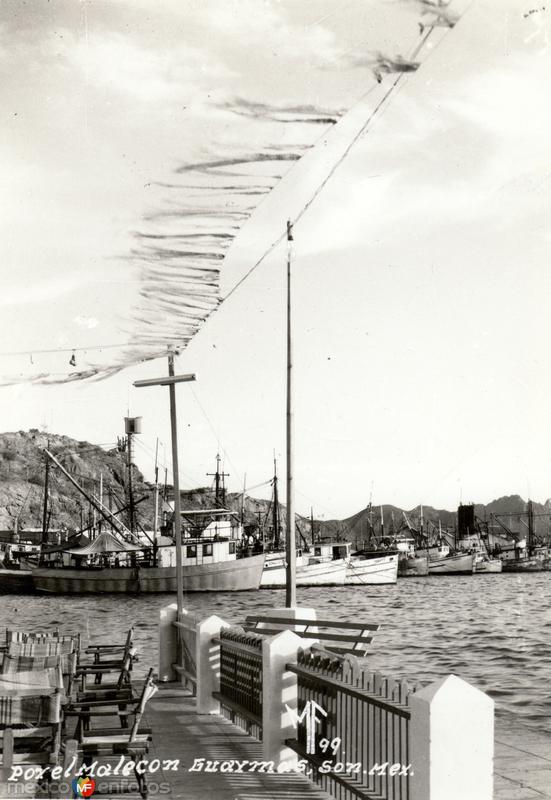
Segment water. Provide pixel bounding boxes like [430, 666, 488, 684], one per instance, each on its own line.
[3, 573, 550, 734]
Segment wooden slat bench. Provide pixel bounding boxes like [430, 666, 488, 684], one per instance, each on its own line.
[243, 615, 380, 657]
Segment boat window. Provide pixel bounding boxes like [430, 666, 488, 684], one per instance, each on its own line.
[314, 547, 321, 556]
[186, 545, 197, 558]
[229, 541, 236, 554]
[203, 543, 213, 556]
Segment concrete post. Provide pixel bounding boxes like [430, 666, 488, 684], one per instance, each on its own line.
[196, 614, 229, 715]
[262, 629, 302, 769]
[409, 674, 494, 800]
[158, 602, 178, 682]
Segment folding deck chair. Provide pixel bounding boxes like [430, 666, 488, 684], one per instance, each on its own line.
[0, 691, 64, 783]
[74, 670, 157, 799]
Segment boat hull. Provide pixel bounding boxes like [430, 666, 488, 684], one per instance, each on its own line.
[398, 555, 428, 577]
[346, 554, 398, 585]
[261, 558, 347, 588]
[428, 553, 474, 575]
[0, 568, 35, 594]
[501, 557, 551, 573]
[474, 559, 502, 574]
[32, 555, 265, 594]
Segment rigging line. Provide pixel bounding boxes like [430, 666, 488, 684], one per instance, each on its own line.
[222, 25, 446, 306]
[305, 0, 362, 29]
[133, 437, 169, 470]
[188, 384, 244, 485]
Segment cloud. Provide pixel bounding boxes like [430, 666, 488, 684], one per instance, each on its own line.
[61, 31, 234, 102]
[74, 315, 99, 330]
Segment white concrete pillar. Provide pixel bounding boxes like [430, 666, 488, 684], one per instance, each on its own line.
[409, 674, 494, 800]
[196, 614, 229, 715]
[158, 602, 178, 682]
[262, 629, 303, 769]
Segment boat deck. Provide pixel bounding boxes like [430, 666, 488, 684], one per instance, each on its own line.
[144, 685, 551, 800]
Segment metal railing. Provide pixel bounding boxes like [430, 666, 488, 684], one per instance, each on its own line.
[172, 617, 198, 695]
[286, 650, 414, 800]
[212, 626, 263, 737]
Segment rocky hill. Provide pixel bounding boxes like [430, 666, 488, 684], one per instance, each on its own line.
[0, 429, 154, 534]
[1, 430, 549, 546]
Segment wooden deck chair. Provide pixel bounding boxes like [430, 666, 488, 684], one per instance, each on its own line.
[80, 630, 136, 683]
[0, 691, 63, 781]
[66, 668, 157, 736]
[83, 627, 134, 665]
[77, 670, 157, 799]
[76, 647, 138, 700]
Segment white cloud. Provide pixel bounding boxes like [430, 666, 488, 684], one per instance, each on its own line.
[73, 315, 99, 330]
[57, 30, 234, 103]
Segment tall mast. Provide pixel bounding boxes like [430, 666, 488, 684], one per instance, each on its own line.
[241, 473, 247, 527]
[153, 438, 159, 543]
[285, 220, 296, 607]
[273, 458, 280, 550]
[127, 427, 135, 535]
[380, 505, 384, 539]
[41, 445, 50, 552]
[98, 473, 103, 534]
[527, 499, 534, 554]
[310, 506, 315, 546]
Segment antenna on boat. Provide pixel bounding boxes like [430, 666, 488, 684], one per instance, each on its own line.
[285, 219, 296, 608]
[207, 453, 229, 508]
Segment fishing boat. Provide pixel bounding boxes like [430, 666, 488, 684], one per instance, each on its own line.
[0, 566, 35, 593]
[260, 542, 348, 587]
[33, 509, 264, 594]
[428, 551, 474, 575]
[474, 555, 502, 574]
[391, 533, 428, 577]
[491, 501, 551, 573]
[346, 550, 398, 584]
[455, 505, 503, 574]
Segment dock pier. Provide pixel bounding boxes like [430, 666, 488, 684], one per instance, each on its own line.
[155, 603, 551, 800]
[144, 684, 551, 800]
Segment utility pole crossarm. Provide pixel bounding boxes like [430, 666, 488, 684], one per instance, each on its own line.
[133, 374, 196, 388]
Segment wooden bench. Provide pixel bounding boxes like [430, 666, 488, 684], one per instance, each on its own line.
[243, 615, 380, 657]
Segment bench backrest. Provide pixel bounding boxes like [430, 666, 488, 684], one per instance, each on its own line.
[243, 615, 380, 657]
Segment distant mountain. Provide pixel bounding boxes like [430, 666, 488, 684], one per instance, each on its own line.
[0, 430, 549, 545]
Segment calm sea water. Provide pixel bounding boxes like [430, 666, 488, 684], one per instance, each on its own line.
[3, 573, 550, 733]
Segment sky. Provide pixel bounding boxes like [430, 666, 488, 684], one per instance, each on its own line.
[1, 0, 551, 519]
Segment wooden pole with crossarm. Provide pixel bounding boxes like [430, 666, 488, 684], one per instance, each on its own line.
[134, 356, 196, 620]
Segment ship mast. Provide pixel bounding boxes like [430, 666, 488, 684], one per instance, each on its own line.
[272, 457, 280, 550]
[285, 220, 296, 607]
[41, 445, 50, 551]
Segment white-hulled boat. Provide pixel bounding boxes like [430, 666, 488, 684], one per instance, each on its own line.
[346, 551, 398, 584]
[428, 552, 474, 575]
[391, 534, 428, 577]
[474, 555, 502, 574]
[456, 532, 502, 574]
[33, 510, 265, 594]
[260, 542, 348, 587]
